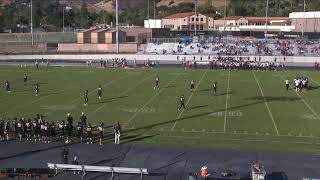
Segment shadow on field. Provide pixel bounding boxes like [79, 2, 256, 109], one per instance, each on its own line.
[164, 85, 176, 89]
[198, 88, 211, 92]
[218, 91, 233, 96]
[307, 85, 320, 91]
[14, 89, 33, 93]
[123, 101, 263, 134]
[0, 141, 79, 162]
[245, 96, 301, 102]
[266, 172, 288, 180]
[122, 134, 156, 144]
[188, 105, 208, 110]
[41, 91, 64, 96]
[91, 95, 129, 104]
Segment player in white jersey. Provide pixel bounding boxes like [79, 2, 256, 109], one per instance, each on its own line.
[285, 79, 289, 91]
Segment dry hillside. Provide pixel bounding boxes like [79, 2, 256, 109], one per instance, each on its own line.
[157, 0, 229, 8]
[2, 0, 229, 13]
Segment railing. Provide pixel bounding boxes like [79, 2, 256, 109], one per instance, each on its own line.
[47, 163, 148, 180]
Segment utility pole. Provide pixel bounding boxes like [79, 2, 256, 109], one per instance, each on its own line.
[153, 0, 156, 19]
[194, 1, 197, 36]
[154, 0, 156, 28]
[223, 0, 227, 35]
[62, 4, 65, 32]
[116, 0, 119, 53]
[265, 0, 269, 41]
[302, 0, 306, 39]
[147, 0, 150, 20]
[31, 0, 34, 45]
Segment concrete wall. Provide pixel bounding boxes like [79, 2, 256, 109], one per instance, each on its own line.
[291, 18, 320, 32]
[0, 44, 47, 54]
[58, 43, 138, 53]
[1, 54, 319, 65]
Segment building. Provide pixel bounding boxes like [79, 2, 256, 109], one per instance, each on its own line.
[290, 11, 320, 33]
[144, 19, 162, 28]
[161, 12, 214, 31]
[214, 16, 248, 31]
[78, 29, 126, 44]
[214, 16, 290, 32]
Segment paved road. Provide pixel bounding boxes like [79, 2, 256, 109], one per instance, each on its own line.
[0, 140, 319, 180]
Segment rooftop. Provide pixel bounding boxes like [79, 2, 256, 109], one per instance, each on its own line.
[162, 12, 194, 19]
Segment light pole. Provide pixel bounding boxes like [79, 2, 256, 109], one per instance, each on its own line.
[223, 0, 227, 35]
[265, 0, 269, 41]
[302, 0, 306, 39]
[194, 1, 197, 36]
[30, 0, 34, 45]
[116, 0, 119, 54]
[62, 4, 65, 32]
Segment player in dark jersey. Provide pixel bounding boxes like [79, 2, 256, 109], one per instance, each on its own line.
[5, 121, 10, 141]
[25, 119, 32, 140]
[154, 76, 160, 90]
[179, 95, 186, 110]
[35, 60, 39, 69]
[23, 74, 28, 86]
[12, 119, 18, 139]
[5, 80, 11, 93]
[213, 81, 218, 95]
[190, 80, 195, 92]
[50, 122, 56, 142]
[97, 123, 104, 145]
[76, 122, 83, 144]
[86, 123, 93, 144]
[0, 120, 4, 141]
[58, 120, 65, 141]
[34, 84, 39, 96]
[17, 119, 23, 141]
[84, 90, 89, 106]
[97, 85, 103, 100]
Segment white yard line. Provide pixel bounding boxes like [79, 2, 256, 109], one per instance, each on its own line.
[92, 74, 155, 114]
[279, 73, 320, 120]
[171, 71, 208, 130]
[123, 74, 181, 128]
[252, 71, 280, 136]
[224, 70, 231, 133]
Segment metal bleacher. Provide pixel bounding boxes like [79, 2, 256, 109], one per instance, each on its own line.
[47, 163, 148, 179]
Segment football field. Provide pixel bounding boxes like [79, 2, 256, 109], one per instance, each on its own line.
[1, 65, 320, 154]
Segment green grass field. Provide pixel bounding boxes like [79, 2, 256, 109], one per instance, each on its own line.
[1, 66, 320, 154]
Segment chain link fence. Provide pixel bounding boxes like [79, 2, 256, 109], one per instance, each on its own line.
[0, 32, 77, 45]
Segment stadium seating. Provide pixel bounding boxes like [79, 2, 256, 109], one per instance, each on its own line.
[144, 39, 320, 57]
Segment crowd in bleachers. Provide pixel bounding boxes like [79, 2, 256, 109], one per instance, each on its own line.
[145, 39, 320, 56]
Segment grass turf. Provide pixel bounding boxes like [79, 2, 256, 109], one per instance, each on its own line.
[1, 65, 320, 154]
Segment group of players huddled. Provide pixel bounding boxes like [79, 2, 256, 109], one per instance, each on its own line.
[284, 77, 309, 91]
[181, 56, 284, 71]
[0, 112, 122, 146]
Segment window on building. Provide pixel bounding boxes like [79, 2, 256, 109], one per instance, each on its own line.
[184, 19, 186, 21]
[192, 18, 194, 21]
[230, 23, 233, 26]
[196, 18, 199, 21]
[200, 25, 203, 30]
[201, 18, 203, 21]
[235, 23, 238, 25]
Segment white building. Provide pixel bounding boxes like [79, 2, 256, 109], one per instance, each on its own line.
[144, 19, 162, 28]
